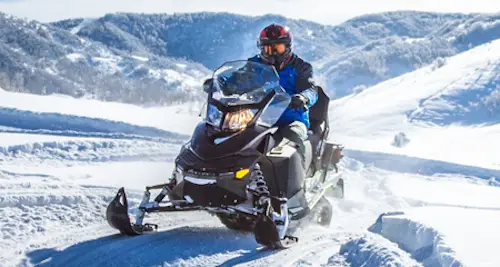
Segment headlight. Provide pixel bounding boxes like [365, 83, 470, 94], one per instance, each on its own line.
[222, 109, 256, 131]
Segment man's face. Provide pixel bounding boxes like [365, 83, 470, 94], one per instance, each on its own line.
[263, 43, 286, 56]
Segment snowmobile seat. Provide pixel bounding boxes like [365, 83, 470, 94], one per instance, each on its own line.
[307, 131, 321, 157]
[308, 86, 330, 135]
[307, 86, 330, 158]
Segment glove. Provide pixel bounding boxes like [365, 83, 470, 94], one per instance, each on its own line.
[290, 94, 308, 111]
[203, 78, 214, 93]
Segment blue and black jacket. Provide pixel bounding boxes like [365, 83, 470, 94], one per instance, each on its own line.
[249, 54, 318, 129]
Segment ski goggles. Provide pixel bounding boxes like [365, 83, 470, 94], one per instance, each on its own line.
[262, 43, 287, 56]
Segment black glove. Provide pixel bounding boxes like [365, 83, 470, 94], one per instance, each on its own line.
[203, 78, 214, 93]
[290, 94, 308, 111]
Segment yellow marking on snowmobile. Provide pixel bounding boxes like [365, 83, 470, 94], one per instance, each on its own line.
[235, 169, 249, 179]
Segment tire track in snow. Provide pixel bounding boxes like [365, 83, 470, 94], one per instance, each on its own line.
[280, 234, 353, 267]
[0, 127, 187, 143]
[15, 205, 352, 267]
[24, 213, 247, 267]
[345, 149, 500, 181]
[0, 138, 181, 164]
[3, 183, 215, 267]
[256, 236, 342, 267]
[217, 222, 352, 266]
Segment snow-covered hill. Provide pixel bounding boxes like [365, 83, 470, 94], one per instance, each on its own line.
[318, 12, 500, 97]
[53, 11, 470, 69]
[1, 10, 498, 103]
[330, 38, 500, 170]
[0, 12, 210, 105]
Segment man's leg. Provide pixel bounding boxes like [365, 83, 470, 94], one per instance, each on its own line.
[276, 121, 312, 219]
[277, 121, 308, 167]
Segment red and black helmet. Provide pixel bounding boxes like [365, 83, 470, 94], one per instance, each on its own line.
[257, 23, 293, 47]
[257, 24, 293, 66]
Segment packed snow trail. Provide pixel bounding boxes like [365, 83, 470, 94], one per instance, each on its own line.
[1, 101, 500, 266]
[5, 143, 500, 267]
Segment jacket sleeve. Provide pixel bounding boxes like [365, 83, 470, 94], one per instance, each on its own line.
[295, 62, 318, 107]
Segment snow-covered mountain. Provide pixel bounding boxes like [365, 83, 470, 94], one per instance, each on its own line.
[52, 11, 469, 68]
[0, 12, 211, 105]
[52, 12, 343, 70]
[318, 12, 500, 96]
[1, 10, 498, 104]
[52, 11, 500, 97]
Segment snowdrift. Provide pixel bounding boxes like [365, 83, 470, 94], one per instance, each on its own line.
[341, 206, 500, 267]
[340, 231, 422, 267]
[367, 207, 500, 267]
[339, 152, 500, 267]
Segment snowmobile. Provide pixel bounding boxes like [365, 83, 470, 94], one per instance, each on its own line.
[106, 60, 345, 249]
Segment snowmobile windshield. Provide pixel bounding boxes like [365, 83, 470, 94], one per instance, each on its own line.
[206, 60, 291, 131]
[211, 60, 283, 105]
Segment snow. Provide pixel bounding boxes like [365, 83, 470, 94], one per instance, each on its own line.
[325, 38, 500, 267]
[0, 132, 84, 146]
[130, 54, 149, 62]
[0, 105, 498, 266]
[161, 68, 201, 88]
[385, 172, 500, 209]
[404, 37, 426, 44]
[69, 19, 93, 35]
[370, 207, 500, 267]
[334, 157, 500, 267]
[175, 63, 187, 69]
[340, 232, 422, 267]
[2, 161, 178, 191]
[65, 53, 85, 62]
[0, 87, 202, 136]
[91, 56, 122, 75]
[1, 37, 500, 266]
[329, 38, 500, 170]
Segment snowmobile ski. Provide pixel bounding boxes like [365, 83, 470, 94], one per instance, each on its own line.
[253, 214, 298, 249]
[252, 198, 299, 249]
[106, 187, 158, 236]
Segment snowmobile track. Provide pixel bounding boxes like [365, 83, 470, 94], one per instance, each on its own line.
[218, 230, 348, 267]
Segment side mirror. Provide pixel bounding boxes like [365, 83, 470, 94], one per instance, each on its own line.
[203, 78, 215, 93]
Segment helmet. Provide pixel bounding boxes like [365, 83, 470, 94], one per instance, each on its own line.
[257, 24, 293, 66]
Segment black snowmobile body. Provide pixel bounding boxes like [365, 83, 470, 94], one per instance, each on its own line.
[106, 60, 345, 249]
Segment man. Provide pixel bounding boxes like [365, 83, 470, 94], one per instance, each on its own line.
[249, 23, 318, 166]
[201, 24, 321, 221]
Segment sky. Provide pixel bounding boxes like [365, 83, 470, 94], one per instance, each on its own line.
[0, 0, 498, 25]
